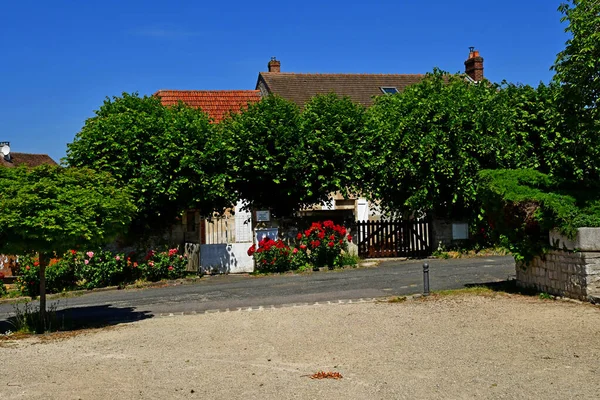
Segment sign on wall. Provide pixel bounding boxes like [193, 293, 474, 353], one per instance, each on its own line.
[255, 210, 271, 222]
[452, 223, 469, 240]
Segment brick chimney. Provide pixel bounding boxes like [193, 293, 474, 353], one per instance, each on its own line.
[464, 47, 484, 82]
[268, 57, 281, 73]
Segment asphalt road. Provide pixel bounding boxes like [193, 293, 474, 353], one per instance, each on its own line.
[0, 256, 515, 329]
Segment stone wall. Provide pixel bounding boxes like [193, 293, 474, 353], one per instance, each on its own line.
[517, 250, 600, 301]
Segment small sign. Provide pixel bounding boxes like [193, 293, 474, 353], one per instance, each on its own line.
[452, 223, 469, 240]
[256, 210, 271, 222]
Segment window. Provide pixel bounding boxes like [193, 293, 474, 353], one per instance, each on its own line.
[380, 87, 398, 94]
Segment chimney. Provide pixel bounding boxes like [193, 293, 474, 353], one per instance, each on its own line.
[268, 57, 281, 73]
[464, 47, 484, 82]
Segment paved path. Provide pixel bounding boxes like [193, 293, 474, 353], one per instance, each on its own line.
[0, 256, 514, 328]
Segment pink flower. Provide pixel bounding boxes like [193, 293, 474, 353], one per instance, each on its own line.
[115, 255, 121, 261]
[149, 261, 154, 267]
[86, 251, 94, 258]
[84, 260, 89, 265]
[168, 266, 174, 271]
[293, 248, 298, 254]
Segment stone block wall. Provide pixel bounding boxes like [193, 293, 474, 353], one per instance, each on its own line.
[517, 250, 600, 301]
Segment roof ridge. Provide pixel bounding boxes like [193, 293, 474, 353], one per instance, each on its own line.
[260, 72, 425, 77]
[155, 89, 260, 93]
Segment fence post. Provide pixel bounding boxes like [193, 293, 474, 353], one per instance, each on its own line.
[423, 262, 430, 296]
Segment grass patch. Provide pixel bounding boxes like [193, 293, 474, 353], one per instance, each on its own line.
[388, 296, 407, 303]
[432, 286, 498, 297]
[5, 302, 63, 334]
[48, 290, 85, 300]
[1, 289, 28, 299]
[433, 247, 510, 259]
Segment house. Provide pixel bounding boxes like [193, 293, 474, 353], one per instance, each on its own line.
[0, 144, 58, 168]
[0, 143, 58, 278]
[256, 49, 484, 107]
[254, 49, 485, 224]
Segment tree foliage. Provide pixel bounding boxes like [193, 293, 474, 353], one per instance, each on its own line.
[552, 0, 600, 182]
[360, 70, 558, 218]
[300, 93, 366, 202]
[66, 93, 234, 234]
[0, 165, 135, 255]
[219, 95, 303, 217]
[219, 94, 365, 217]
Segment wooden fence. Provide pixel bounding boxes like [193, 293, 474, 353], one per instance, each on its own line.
[353, 219, 432, 258]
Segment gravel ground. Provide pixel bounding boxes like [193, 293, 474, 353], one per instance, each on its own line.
[1, 294, 600, 400]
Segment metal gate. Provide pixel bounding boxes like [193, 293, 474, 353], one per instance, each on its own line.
[353, 219, 432, 258]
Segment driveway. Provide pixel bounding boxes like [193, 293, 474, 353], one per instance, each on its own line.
[2, 293, 599, 399]
[0, 256, 515, 327]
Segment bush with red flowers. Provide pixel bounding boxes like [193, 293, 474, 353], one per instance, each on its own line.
[248, 237, 294, 273]
[138, 248, 188, 281]
[297, 221, 350, 269]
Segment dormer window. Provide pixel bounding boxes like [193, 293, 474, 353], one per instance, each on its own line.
[380, 87, 398, 94]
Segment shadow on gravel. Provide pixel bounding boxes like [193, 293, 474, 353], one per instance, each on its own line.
[0, 304, 153, 334]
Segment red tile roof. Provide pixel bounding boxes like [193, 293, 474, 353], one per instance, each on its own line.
[154, 90, 261, 122]
[257, 72, 425, 107]
[0, 152, 57, 168]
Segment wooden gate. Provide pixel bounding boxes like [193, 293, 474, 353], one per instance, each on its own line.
[353, 219, 432, 258]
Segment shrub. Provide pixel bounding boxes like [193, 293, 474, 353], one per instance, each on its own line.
[248, 238, 294, 273]
[75, 250, 137, 289]
[45, 257, 77, 293]
[0, 272, 7, 297]
[297, 221, 350, 269]
[138, 248, 187, 281]
[478, 168, 600, 263]
[15, 254, 42, 297]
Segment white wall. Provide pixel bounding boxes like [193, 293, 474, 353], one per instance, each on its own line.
[200, 243, 254, 274]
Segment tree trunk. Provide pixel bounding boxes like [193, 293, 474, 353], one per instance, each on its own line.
[38, 252, 48, 333]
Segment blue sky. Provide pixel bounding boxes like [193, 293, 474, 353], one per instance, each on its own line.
[1, 0, 567, 164]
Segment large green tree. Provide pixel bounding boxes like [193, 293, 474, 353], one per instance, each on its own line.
[66, 93, 233, 234]
[361, 70, 559, 218]
[219, 94, 365, 217]
[300, 93, 366, 202]
[218, 95, 304, 217]
[552, 0, 600, 182]
[0, 165, 135, 328]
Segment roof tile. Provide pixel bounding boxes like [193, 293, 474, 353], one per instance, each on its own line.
[154, 90, 261, 122]
[257, 72, 424, 107]
[0, 153, 58, 168]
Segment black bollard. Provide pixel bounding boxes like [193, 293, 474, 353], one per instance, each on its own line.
[423, 262, 430, 296]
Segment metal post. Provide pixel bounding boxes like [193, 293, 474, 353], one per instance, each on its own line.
[423, 262, 430, 296]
